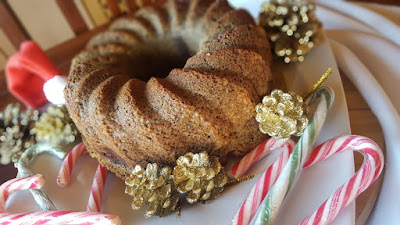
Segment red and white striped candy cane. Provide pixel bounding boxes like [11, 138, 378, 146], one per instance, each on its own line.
[300, 135, 384, 225]
[58, 142, 109, 212]
[230, 138, 295, 179]
[231, 140, 295, 225]
[0, 210, 121, 225]
[0, 175, 45, 212]
[57, 142, 87, 187]
[87, 164, 108, 212]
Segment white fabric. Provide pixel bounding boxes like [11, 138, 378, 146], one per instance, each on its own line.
[314, 1, 400, 224]
[313, 0, 400, 45]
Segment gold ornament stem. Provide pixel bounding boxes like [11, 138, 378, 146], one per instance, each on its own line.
[226, 174, 255, 187]
[303, 68, 333, 100]
[176, 205, 181, 218]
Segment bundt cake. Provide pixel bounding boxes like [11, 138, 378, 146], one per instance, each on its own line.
[65, 0, 273, 179]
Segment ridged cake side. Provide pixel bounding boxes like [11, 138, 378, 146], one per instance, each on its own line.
[65, 0, 273, 179]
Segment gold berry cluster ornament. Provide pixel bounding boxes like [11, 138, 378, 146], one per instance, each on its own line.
[125, 163, 179, 218]
[0, 104, 39, 165]
[256, 90, 308, 141]
[256, 68, 333, 140]
[32, 106, 79, 145]
[173, 152, 227, 203]
[259, 0, 322, 63]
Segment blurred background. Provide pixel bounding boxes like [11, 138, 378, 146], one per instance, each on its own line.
[0, 0, 162, 71]
[0, 0, 399, 71]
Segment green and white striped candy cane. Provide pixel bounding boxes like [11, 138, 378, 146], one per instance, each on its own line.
[253, 86, 334, 225]
[17, 143, 67, 211]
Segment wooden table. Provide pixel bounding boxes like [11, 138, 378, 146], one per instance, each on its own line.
[0, 1, 395, 223]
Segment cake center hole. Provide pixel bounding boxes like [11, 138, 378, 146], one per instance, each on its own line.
[132, 35, 195, 81]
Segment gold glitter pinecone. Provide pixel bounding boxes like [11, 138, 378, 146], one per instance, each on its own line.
[259, 0, 322, 63]
[0, 104, 39, 165]
[32, 106, 79, 145]
[125, 163, 179, 218]
[172, 152, 228, 204]
[256, 89, 308, 140]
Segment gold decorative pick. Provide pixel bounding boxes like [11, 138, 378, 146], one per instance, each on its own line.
[124, 152, 229, 217]
[256, 90, 309, 140]
[0, 104, 39, 165]
[259, 0, 322, 63]
[32, 106, 79, 145]
[125, 164, 179, 218]
[226, 174, 255, 187]
[172, 152, 228, 204]
[256, 68, 333, 140]
[176, 204, 181, 218]
[303, 68, 333, 100]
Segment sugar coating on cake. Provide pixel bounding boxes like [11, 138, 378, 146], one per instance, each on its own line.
[65, 0, 273, 179]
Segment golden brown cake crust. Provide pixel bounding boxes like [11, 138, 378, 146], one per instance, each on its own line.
[65, 0, 273, 179]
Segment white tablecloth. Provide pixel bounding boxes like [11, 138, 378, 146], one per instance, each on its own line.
[314, 1, 400, 224]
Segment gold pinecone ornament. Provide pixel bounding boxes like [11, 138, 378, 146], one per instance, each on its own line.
[259, 0, 322, 63]
[32, 106, 79, 145]
[0, 104, 39, 165]
[172, 152, 228, 203]
[256, 89, 308, 140]
[125, 164, 179, 218]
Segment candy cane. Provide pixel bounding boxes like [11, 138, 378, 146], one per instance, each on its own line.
[0, 175, 121, 224]
[253, 87, 334, 225]
[230, 139, 295, 225]
[87, 164, 108, 212]
[0, 175, 45, 212]
[58, 143, 108, 212]
[299, 135, 384, 225]
[57, 142, 88, 187]
[229, 138, 295, 179]
[0, 210, 121, 225]
[17, 143, 67, 211]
